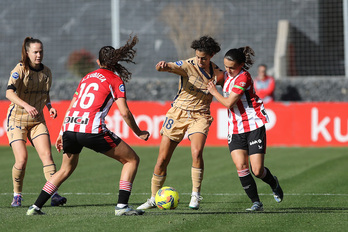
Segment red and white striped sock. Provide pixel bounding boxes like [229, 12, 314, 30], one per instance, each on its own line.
[119, 180, 132, 192]
[238, 168, 251, 177]
[42, 181, 58, 195]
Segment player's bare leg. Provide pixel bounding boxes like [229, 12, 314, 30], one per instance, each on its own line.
[27, 152, 79, 215]
[188, 133, 206, 209]
[250, 153, 283, 203]
[137, 136, 178, 210]
[32, 134, 67, 206]
[104, 140, 144, 215]
[10, 140, 27, 207]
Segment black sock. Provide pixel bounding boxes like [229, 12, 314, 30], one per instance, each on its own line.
[239, 174, 260, 202]
[34, 190, 52, 208]
[117, 190, 131, 205]
[260, 167, 277, 189]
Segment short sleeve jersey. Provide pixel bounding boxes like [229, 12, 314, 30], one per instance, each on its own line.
[7, 63, 52, 125]
[62, 68, 126, 134]
[223, 70, 269, 135]
[169, 58, 223, 112]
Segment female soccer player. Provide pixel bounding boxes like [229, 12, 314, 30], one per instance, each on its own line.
[6, 37, 66, 207]
[207, 47, 283, 211]
[26, 35, 150, 216]
[138, 36, 224, 210]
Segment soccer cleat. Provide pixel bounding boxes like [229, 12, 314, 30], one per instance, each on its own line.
[137, 198, 156, 210]
[11, 195, 22, 207]
[189, 195, 203, 210]
[246, 201, 264, 212]
[115, 206, 145, 216]
[51, 193, 67, 206]
[26, 206, 45, 215]
[272, 176, 284, 203]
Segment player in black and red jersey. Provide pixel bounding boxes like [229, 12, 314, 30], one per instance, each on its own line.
[26, 35, 150, 216]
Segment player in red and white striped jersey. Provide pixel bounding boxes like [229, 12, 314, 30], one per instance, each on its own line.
[207, 47, 283, 212]
[27, 35, 150, 216]
[222, 67, 268, 134]
[62, 67, 126, 134]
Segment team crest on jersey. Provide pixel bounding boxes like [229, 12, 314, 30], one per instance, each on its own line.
[239, 82, 246, 87]
[12, 72, 19, 80]
[175, 61, 183, 66]
[119, 84, 125, 92]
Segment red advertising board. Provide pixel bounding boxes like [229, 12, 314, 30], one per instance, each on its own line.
[0, 100, 347, 147]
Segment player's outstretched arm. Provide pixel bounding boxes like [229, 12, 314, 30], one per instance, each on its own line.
[115, 97, 150, 141]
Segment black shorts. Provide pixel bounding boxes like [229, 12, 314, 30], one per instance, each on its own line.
[62, 130, 122, 154]
[228, 126, 266, 155]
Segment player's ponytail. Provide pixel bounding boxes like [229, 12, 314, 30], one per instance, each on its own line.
[99, 35, 138, 82]
[21, 37, 43, 72]
[224, 46, 255, 70]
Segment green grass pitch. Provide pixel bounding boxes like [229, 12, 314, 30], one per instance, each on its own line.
[0, 146, 347, 232]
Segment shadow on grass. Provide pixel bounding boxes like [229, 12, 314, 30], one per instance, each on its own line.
[53, 205, 348, 215]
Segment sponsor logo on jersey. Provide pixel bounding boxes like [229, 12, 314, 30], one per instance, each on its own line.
[175, 61, 183, 66]
[12, 72, 19, 80]
[119, 84, 125, 92]
[65, 116, 89, 125]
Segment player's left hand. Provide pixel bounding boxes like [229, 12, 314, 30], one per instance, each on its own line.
[138, 130, 150, 141]
[49, 107, 57, 119]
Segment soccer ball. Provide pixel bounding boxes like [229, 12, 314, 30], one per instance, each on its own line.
[155, 186, 179, 210]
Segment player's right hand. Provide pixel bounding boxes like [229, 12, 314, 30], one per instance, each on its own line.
[55, 135, 63, 152]
[155, 61, 169, 71]
[24, 105, 39, 118]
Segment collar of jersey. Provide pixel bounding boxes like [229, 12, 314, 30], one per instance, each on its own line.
[29, 63, 44, 72]
[198, 62, 214, 80]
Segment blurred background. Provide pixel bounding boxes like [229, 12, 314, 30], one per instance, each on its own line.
[0, 0, 347, 101]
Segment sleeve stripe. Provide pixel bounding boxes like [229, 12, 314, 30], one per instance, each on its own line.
[234, 85, 245, 91]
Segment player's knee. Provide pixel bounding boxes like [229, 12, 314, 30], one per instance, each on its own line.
[251, 168, 263, 178]
[191, 148, 203, 160]
[15, 156, 28, 167]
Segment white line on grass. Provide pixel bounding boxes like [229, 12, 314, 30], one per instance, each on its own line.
[1, 192, 348, 196]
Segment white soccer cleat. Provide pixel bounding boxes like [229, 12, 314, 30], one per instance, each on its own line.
[115, 206, 145, 216]
[137, 198, 156, 210]
[246, 201, 264, 212]
[189, 195, 203, 210]
[26, 205, 45, 215]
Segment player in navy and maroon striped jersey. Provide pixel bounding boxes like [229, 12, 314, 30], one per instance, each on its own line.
[27, 35, 150, 216]
[207, 47, 283, 212]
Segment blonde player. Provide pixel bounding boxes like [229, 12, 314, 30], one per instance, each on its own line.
[6, 37, 66, 207]
[138, 36, 224, 210]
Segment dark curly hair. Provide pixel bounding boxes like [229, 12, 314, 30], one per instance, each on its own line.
[190, 35, 221, 56]
[99, 35, 138, 82]
[224, 46, 255, 70]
